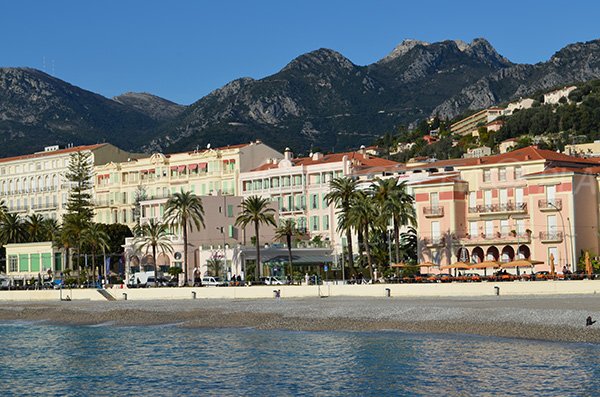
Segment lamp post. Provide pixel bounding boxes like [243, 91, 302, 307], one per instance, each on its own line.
[547, 201, 569, 272]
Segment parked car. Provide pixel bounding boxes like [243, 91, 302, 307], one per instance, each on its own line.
[464, 273, 482, 282]
[437, 273, 452, 283]
[260, 276, 285, 285]
[202, 276, 228, 287]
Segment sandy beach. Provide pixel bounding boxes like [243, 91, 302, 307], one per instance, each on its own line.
[1, 295, 600, 343]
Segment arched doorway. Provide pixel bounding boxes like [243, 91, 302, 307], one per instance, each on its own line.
[486, 246, 500, 261]
[456, 247, 470, 263]
[157, 253, 171, 272]
[129, 255, 140, 273]
[517, 245, 531, 259]
[471, 247, 484, 263]
[141, 254, 155, 271]
[501, 246, 515, 263]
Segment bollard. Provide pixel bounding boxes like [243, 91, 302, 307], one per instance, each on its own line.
[494, 286, 500, 296]
[385, 288, 391, 298]
[123, 292, 128, 301]
[192, 291, 197, 299]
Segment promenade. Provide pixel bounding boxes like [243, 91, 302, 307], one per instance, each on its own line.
[1, 279, 600, 301]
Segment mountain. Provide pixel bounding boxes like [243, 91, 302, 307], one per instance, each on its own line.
[113, 92, 185, 121]
[144, 38, 515, 153]
[2, 38, 600, 157]
[0, 68, 181, 156]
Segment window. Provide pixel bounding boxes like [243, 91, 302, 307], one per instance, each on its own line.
[227, 205, 234, 218]
[515, 188, 524, 206]
[546, 185, 556, 204]
[282, 176, 290, 187]
[516, 219, 525, 235]
[499, 167, 506, 181]
[515, 167, 522, 179]
[483, 169, 491, 182]
[430, 192, 439, 208]
[547, 215, 558, 234]
[485, 220, 494, 237]
[469, 221, 478, 237]
[8, 255, 17, 272]
[310, 194, 319, 210]
[499, 189, 507, 206]
[484, 190, 492, 206]
[469, 192, 476, 209]
[311, 216, 320, 231]
[500, 219, 509, 236]
[323, 215, 329, 230]
[431, 221, 440, 242]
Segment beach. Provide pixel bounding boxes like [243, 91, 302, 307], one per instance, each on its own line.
[2, 295, 600, 343]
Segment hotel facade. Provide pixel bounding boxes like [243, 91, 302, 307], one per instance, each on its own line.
[408, 147, 600, 273]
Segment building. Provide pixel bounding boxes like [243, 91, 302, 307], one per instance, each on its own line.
[0, 144, 136, 221]
[123, 194, 279, 284]
[499, 138, 518, 154]
[239, 148, 398, 251]
[409, 146, 600, 274]
[94, 141, 282, 226]
[450, 108, 503, 136]
[463, 146, 492, 159]
[503, 98, 535, 116]
[564, 141, 600, 158]
[544, 86, 577, 105]
[5, 242, 63, 282]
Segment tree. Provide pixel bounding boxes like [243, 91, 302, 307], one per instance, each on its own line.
[274, 218, 301, 281]
[63, 151, 95, 269]
[134, 219, 173, 287]
[347, 191, 378, 280]
[371, 178, 415, 263]
[132, 184, 147, 227]
[24, 214, 45, 242]
[40, 218, 61, 242]
[82, 223, 110, 281]
[0, 213, 26, 245]
[235, 196, 276, 281]
[0, 199, 7, 222]
[164, 191, 205, 286]
[324, 177, 359, 277]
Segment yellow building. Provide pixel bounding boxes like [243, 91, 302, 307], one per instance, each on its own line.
[0, 144, 136, 220]
[450, 107, 503, 136]
[93, 141, 282, 226]
[6, 241, 63, 280]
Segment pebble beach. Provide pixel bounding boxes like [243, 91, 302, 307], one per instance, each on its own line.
[1, 295, 600, 343]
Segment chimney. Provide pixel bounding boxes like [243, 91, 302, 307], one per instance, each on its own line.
[284, 147, 293, 161]
[312, 152, 323, 161]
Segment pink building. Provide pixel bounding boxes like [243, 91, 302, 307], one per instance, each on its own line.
[409, 146, 600, 274]
[240, 148, 398, 251]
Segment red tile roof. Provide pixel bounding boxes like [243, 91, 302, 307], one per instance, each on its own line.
[409, 174, 465, 186]
[0, 144, 107, 164]
[250, 152, 398, 172]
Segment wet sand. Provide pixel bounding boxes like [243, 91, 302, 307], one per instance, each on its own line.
[1, 295, 600, 343]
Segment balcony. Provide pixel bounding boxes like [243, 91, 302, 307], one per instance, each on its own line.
[538, 199, 562, 211]
[423, 206, 444, 218]
[539, 231, 563, 243]
[423, 237, 446, 248]
[459, 232, 531, 246]
[469, 202, 527, 215]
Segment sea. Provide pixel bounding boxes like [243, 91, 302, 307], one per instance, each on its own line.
[0, 321, 598, 396]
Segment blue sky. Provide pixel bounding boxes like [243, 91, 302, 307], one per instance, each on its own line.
[2, 0, 599, 105]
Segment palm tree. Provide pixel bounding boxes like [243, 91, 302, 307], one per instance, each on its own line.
[0, 213, 26, 245]
[347, 191, 378, 280]
[235, 196, 276, 281]
[0, 199, 7, 221]
[134, 219, 174, 287]
[41, 218, 61, 242]
[24, 213, 45, 242]
[164, 191, 205, 286]
[324, 177, 359, 278]
[274, 218, 301, 282]
[82, 223, 110, 282]
[371, 178, 415, 264]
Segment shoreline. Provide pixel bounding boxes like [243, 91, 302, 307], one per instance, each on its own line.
[2, 296, 600, 343]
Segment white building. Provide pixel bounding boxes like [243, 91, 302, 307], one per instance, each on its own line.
[544, 86, 577, 105]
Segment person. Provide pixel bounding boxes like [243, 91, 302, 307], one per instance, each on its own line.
[587, 316, 596, 326]
[305, 273, 310, 285]
[237, 274, 242, 285]
[231, 274, 236, 286]
[286, 274, 292, 285]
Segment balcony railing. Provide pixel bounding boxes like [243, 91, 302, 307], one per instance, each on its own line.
[539, 231, 563, 242]
[538, 199, 562, 211]
[469, 202, 527, 214]
[423, 206, 444, 217]
[459, 232, 531, 245]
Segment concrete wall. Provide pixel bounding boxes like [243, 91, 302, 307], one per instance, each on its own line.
[3, 281, 600, 301]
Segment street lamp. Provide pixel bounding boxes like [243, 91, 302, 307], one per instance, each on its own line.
[547, 200, 569, 272]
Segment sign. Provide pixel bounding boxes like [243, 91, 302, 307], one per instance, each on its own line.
[324, 265, 328, 272]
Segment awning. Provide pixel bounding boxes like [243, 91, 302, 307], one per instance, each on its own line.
[170, 166, 178, 171]
[188, 164, 198, 170]
[263, 254, 334, 265]
[147, 169, 156, 173]
[199, 162, 208, 169]
[177, 165, 186, 172]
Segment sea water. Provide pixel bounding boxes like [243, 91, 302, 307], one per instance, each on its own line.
[0, 322, 598, 396]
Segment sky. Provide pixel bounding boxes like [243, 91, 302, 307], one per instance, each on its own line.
[2, 0, 599, 105]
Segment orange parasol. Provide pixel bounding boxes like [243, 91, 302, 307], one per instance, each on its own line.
[549, 253, 555, 278]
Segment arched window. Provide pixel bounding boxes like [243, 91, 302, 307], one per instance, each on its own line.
[17, 179, 22, 192]
[9, 180, 14, 194]
[44, 175, 50, 190]
[38, 176, 43, 190]
[52, 174, 58, 189]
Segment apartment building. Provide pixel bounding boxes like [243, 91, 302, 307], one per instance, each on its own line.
[410, 146, 600, 273]
[450, 107, 503, 136]
[239, 148, 398, 251]
[0, 144, 135, 221]
[94, 141, 282, 226]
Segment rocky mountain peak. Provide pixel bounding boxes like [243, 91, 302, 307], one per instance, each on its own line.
[281, 48, 356, 73]
[113, 92, 185, 121]
[379, 39, 430, 63]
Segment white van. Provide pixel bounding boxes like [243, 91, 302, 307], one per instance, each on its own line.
[201, 276, 227, 287]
